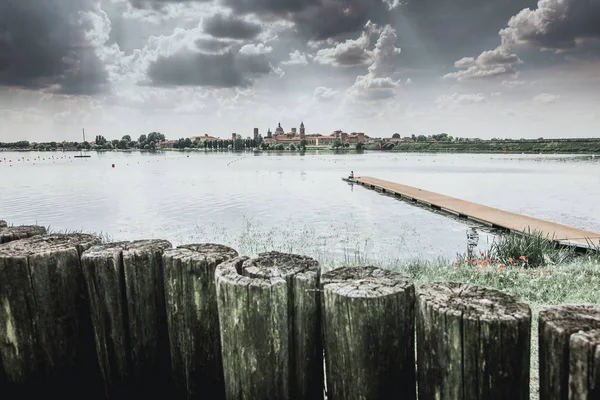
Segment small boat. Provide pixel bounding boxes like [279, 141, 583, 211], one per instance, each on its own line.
[74, 128, 91, 158]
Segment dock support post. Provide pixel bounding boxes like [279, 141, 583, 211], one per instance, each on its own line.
[216, 252, 322, 400]
[538, 305, 600, 400]
[417, 282, 531, 400]
[81, 239, 172, 398]
[0, 234, 103, 398]
[321, 266, 416, 400]
[163, 244, 238, 400]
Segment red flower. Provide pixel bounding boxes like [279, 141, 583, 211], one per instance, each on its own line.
[454, 261, 460, 265]
[508, 257, 514, 263]
[485, 258, 491, 263]
[519, 255, 526, 260]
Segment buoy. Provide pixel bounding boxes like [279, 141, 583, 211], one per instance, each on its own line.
[112, 164, 115, 168]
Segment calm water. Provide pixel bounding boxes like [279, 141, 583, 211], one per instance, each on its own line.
[1, 151, 599, 264]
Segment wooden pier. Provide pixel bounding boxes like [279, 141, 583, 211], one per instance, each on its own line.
[346, 176, 600, 249]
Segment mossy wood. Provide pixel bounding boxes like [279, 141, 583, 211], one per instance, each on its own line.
[162, 243, 238, 400]
[0, 234, 102, 398]
[321, 266, 416, 400]
[417, 282, 531, 400]
[0, 225, 46, 244]
[538, 305, 600, 400]
[215, 252, 322, 400]
[81, 239, 172, 398]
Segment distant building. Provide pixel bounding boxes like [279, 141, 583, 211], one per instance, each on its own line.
[253, 128, 259, 139]
[262, 121, 365, 146]
[231, 133, 236, 141]
[190, 134, 219, 141]
[275, 123, 284, 135]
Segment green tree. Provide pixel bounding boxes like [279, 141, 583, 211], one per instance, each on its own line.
[138, 134, 147, 143]
[122, 135, 131, 142]
[332, 139, 344, 149]
[392, 133, 400, 139]
[299, 139, 307, 151]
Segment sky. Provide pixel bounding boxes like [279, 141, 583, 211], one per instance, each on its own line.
[1, 0, 599, 142]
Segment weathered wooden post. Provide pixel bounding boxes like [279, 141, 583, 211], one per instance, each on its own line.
[162, 243, 238, 400]
[417, 282, 531, 400]
[539, 304, 600, 400]
[0, 224, 46, 243]
[81, 239, 172, 398]
[0, 234, 102, 398]
[216, 251, 322, 400]
[569, 329, 600, 399]
[320, 266, 416, 400]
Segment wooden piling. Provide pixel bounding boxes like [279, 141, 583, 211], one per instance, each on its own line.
[569, 329, 600, 399]
[215, 252, 322, 400]
[417, 282, 531, 400]
[162, 243, 238, 400]
[320, 266, 416, 400]
[81, 239, 172, 398]
[539, 305, 600, 400]
[0, 225, 46, 244]
[0, 234, 102, 397]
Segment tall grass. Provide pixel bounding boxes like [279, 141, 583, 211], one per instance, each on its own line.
[456, 229, 597, 268]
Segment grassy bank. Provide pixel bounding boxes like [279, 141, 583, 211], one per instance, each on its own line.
[365, 139, 600, 154]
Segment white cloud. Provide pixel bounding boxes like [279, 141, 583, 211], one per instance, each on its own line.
[239, 43, 273, 55]
[346, 24, 402, 101]
[444, 47, 522, 81]
[500, 0, 600, 51]
[313, 87, 339, 101]
[533, 93, 560, 103]
[313, 21, 377, 67]
[282, 50, 309, 66]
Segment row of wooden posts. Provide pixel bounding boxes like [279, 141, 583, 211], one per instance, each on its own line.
[1, 222, 600, 399]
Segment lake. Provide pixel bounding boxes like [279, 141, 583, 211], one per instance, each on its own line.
[1, 151, 599, 266]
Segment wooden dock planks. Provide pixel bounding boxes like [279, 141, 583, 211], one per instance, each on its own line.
[348, 176, 600, 249]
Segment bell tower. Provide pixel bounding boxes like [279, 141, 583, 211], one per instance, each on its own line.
[299, 121, 305, 139]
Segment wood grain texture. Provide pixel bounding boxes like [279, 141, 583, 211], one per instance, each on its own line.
[539, 305, 600, 400]
[320, 266, 415, 400]
[81, 239, 172, 398]
[569, 329, 600, 399]
[417, 282, 531, 400]
[0, 234, 102, 397]
[216, 252, 322, 400]
[0, 225, 46, 244]
[163, 243, 238, 400]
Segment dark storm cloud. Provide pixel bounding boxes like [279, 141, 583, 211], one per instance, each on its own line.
[394, 0, 539, 68]
[130, 0, 211, 9]
[203, 14, 263, 40]
[501, 0, 600, 50]
[130, 0, 392, 40]
[148, 51, 272, 87]
[0, 0, 108, 95]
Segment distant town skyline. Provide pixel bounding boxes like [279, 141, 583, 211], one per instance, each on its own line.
[1, 0, 599, 143]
